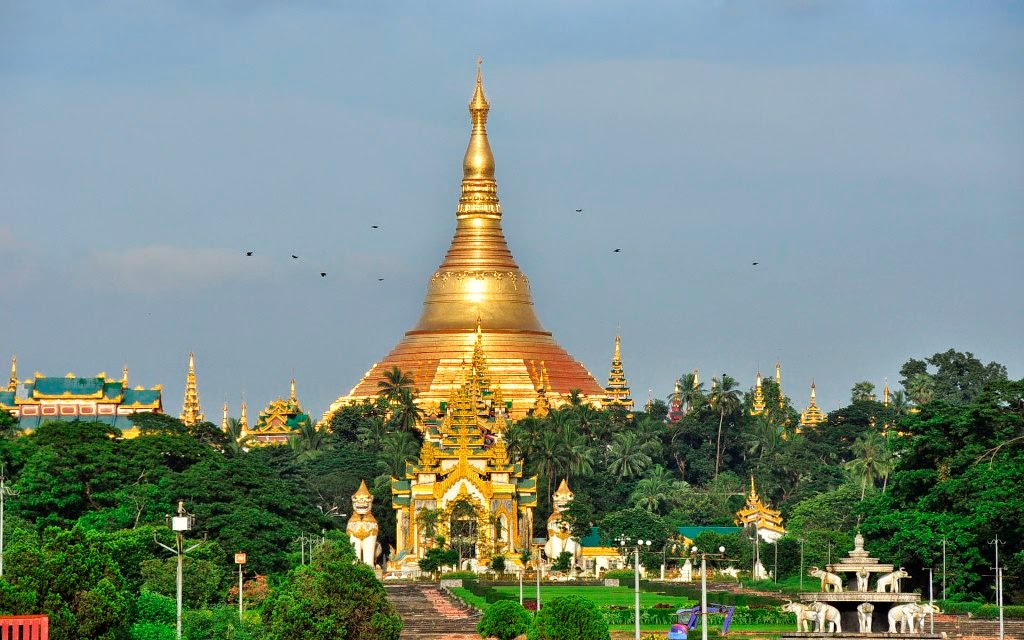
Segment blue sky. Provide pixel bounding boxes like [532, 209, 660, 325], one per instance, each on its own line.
[1, 1, 1021, 418]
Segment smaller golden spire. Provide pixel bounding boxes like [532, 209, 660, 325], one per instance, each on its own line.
[749, 475, 758, 501]
[180, 352, 204, 426]
[239, 398, 249, 434]
[800, 380, 826, 427]
[693, 368, 700, 390]
[775, 361, 784, 408]
[750, 370, 766, 415]
[221, 401, 229, 432]
[122, 365, 129, 387]
[8, 356, 17, 392]
[290, 378, 297, 403]
[883, 377, 890, 407]
[604, 333, 633, 408]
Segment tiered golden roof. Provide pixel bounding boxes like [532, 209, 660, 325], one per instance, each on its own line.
[735, 476, 785, 536]
[603, 334, 633, 408]
[799, 381, 827, 427]
[179, 352, 204, 426]
[251, 379, 312, 445]
[327, 62, 604, 420]
[775, 361, 784, 408]
[8, 356, 17, 392]
[750, 370, 767, 415]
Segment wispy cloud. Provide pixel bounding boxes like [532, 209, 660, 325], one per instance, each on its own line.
[80, 245, 272, 294]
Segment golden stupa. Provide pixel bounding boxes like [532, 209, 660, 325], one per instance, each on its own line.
[328, 62, 604, 419]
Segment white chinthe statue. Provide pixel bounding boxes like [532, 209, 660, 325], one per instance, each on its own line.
[809, 566, 844, 592]
[544, 479, 579, 566]
[857, 602, 875, 633]
[876, 567, 910, 593]
[346, 480, 380, 567]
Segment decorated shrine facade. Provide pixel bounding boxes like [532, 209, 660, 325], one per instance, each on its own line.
[249, 380, 312, 445]
[735, 476, 786, 542]
[388, 343, 537, 573]
[0, 358, 162, 436]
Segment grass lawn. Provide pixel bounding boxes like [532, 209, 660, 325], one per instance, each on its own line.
[490, 585, 695, 608]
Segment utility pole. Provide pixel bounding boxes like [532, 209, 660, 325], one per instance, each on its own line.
[155, 500, 203, 640]
[235, 553, 247, 623]
[798, 538, 805, 591]
[990, 536, 1004, 640]
[0, 466, 18, 578]
[941, 537, 947, 601]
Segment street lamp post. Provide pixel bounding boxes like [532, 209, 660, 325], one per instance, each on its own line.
[928, 567, 934, 634]
[536, 545, 542, 613]
[773, 541, 778, 585]
[990, 536, 1004, 640]
[155, 500, 203, 640]
[0, 466, 18, 578]
[798, 538, 804, 590]
[941, 537, 947, 601]
[691, 545, 727, 640]
[618, 536, 652, 640]
[235, 552, 247, 623]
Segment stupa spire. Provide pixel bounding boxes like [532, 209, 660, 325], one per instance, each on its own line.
[290, 378, 297, 403]
[775, 361, 784, 408]
[603, 333, 633, 408]
[800, 380, 826, 427]
[239, 398, 249, 434]
[122, 365, 129, 387]
[750, 370, 766, 415]
[180, 352, 204, 426]
[883, 377, 890, 407]
[221, 401, 229, 432]
[8, 356, 17, 392]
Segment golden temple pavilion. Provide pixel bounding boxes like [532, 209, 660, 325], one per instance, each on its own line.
[388, 347, 537, 573]
[328, 62, 604, 420]
[735, 476, 785, 543]
[0, 357, 163, 436]
[603, 335, 633, 409]
[249, 379, 312, 445]
[799, 381, 827, 427]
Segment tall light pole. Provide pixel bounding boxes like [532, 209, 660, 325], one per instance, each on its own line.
[155, 500, 203, 640]
[535, 544, 542, 612]
[0, 466, 18, 578]
[618, 535, 652, 640]
[773, 541, 778, 584]
[941, 537, 947, 601]
[691, 545, 726, 640]
[990, 537, 1004, 640]
[927, 567, 935, 634]
[235, 553, 247, 623]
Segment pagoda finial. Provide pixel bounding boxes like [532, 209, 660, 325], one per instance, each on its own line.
[749, 475, 758, 500]
[693, 368, 700, 389]
[8, 356, 17, 392]
[883, 377, 890, 407]
[800, 380, 826, 427]
[221, 401, 229, 432]
[239, 397, 249, 433]
[122, 364, 129, 387]
[775, 361, 783, 408]
[179, 352, 204, 426]
[459, 58, 500, 217]
[604, 333, 633, 408]
[750, 370, 766, 416]
[290, 378, 297, 403]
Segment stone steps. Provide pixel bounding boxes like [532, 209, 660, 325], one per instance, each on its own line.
[386, 584, 481, 640]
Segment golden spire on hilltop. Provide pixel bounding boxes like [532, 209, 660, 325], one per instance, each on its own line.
[750, 370, 766, 415]
[735, 475, 786, 539]
[775, 361, 784, 408]
[693, 369, 700, 389]
[221, 401, 229, 432]
[180, 352, 204, 426]
[883, 377, 890, 407]
[239, 398, 249, 434]
[122, 365, 129, 386]
[604, 333, 633, 408]
[800, 380, 826, 427]
[290, 378, 297, 403]
[8, 356, 17, 392]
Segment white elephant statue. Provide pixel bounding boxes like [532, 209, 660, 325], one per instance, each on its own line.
[877, 568, 910, 593]
[782, 602, 817, 632]
[810, 601, 842, 633]
[856, 568, 871, 592]
[913, 604, 942, 630]
[857, 602, 875, 633]
[809, 566, 844, 592]
[888, 603, 923, 633]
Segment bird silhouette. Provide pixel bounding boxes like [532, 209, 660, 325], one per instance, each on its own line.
[377, 278, 384, 282]
[245, 251, 253, 256]
[613, 248, 621, 253]
[575, 208, 583, 213]
[320, 272, 327, 277]
[371, 225, 380, 229]
[291, 255, 299, 259]
[752, 262, 759, 266]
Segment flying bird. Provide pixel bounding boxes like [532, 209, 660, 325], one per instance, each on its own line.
[291, 255, 299, 259]
[371, 225, 380, 229]
[320, 272, 327, 277]
[245, 251, 253, 256]
[613, 248, 621, 253]
[752, 262, 759, 266]
[575, 208, 583, 213]
[377, 278, 384, 282]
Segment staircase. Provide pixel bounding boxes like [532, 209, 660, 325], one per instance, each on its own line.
[386, 584, 482, 639]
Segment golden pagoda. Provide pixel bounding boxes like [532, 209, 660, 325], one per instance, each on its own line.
[735, 476, 785, 542]
[388, 378, 537, 572]
[603, 334, 633, 409]
[799, 381, 827, 427]
[775, 361, 784, 408]
[250, 379, 312, 445]
[179, 352, 204, 427]
[750, 370, 766, 415]
[8, 356, 17, 393]
[883, 378, 890, 407]
[327, 61, 604, 420]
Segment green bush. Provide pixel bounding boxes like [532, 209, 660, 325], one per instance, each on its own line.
[603, 569, 635, 579]
[532, 595, 610, 640]
[129, 622, 176, 640]
[135, 591, 176, 625]
[443, 570, 479, 579]
[942, 602, 1024, 619]
[477, 600, 531, 640]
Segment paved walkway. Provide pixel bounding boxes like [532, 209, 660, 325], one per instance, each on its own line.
[386, 583, 481, 640]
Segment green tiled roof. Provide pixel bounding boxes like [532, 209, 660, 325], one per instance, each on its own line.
[392, 479, 411, 492]
[103, 382, 123, 400]
[122, 388, 161, 406]
[393, 495, 411, 506]
[31, 376, 105, 396]
[0, 391, 14, 407]
[676, 526, 742, 540]
[518, 477, 536, 490]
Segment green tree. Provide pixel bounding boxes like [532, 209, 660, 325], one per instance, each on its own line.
[377, 366, 415, 403]
[905, 373, 935, 405]
[630, 465, 680, 514]
[845, 431, 891, 500]
[551, 551, 573, 572]
[380, 430, 420, 478]
[263, 540, 402, 640]
[901, 349, 1008, 404]
[608, 431, 653, 479]
[477, 600, 531, 640]
[850, 381, 876, 403]
[532, 595, 610, 640]
[710, 375, 742, 479]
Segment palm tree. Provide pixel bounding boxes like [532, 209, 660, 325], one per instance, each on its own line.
[533, 429, 568, 506]
[851, 381, 877, 403]
[888, 390, 910, 416]
[845, 431, 889, 500]
[557, 421, 595, 479]
[566, 389, 584, 407]
[630, 465, 680, 513]
[288, 420, 329, 460]
[744, 417, 782, 462]
[905, 374, 935, 406]
[393, 387, 424, 432]
[709, 374, 742, 480]
[356, 415, 388, 449]
[608, 431, 653, 479]
[680, 372, 705, 412]
[381, 430, 420, 477]
[377, 366, 415, 403]
[224, 417, 254, 455]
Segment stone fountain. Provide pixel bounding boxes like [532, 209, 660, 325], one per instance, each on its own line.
[779, 533, 941, 639]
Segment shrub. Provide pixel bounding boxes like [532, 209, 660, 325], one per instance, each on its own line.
[477, 600, 531, 640]
[490, 555, 507, 574]
[603, 569, 635, 579]
[129, 622, 176, 640]
[135, 591, 175, 626]
[532, 595, 610, 640]
[552, 551, 573, 573]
